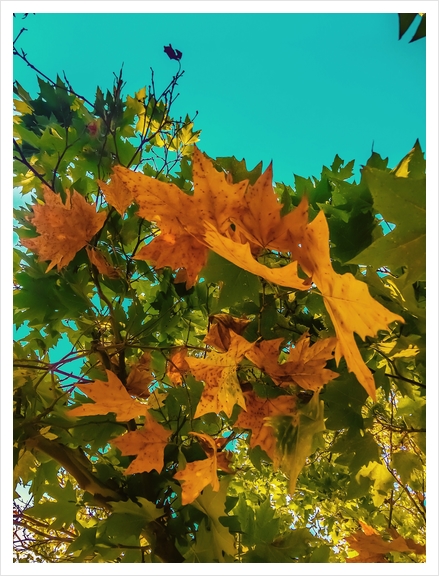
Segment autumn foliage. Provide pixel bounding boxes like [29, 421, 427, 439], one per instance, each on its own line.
[13, 64, 426, 563]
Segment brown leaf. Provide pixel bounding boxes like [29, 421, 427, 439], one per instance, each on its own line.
[174, 432, 219, 505]
[22, 186, 106, 272]
[346, 522, 426, 562]
[204, 314, 251, 352]
[86, 247, 120, 278]
[112, 413, 172, 474]
[126, 352, 153, 398]
[234, 391, 297, 460]
[68, 370, 147, 422]
[166, 348, 190, 385]
[187, 333, 254, 418]
[247, 333, 338, 391]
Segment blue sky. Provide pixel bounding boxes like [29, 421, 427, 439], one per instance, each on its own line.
[13, 12, 426, 185]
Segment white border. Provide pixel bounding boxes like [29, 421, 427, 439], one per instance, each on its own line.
[2, 2, 437, 575]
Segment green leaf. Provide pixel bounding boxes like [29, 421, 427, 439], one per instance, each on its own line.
[201, 251, 260, 312]
[350, 157, 426, 284]
[191, 480, 236, 561]
[392, 451, 423, 485]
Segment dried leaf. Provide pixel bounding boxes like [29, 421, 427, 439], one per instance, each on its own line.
[203, 222, 310, 291]
[293, 211, 404, 399]
[68, 370, 147, 422]
[174, 432, 220, 505]
[246, 333, 338, 390]
[204, 314, 251, 352]
[112, 413, 172, 474]
[134, 231, 208, 289]
[166, 348, 190, 385]
[98, 168, 135, 215]
[346, 522, 426, 562]
[187, 333, 254, 418]
[231, 163, 309, 252]
[86, 247, 120, 279]
[126, 352, 153, 398]
[246, 334, 338, 391]
[22, 186, 106, 272]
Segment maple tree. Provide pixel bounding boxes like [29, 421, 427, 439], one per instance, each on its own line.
[12, 22, 426, 566]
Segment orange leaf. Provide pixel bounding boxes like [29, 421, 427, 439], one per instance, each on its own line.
[187, 333, 254, 418]
[246, 334, 338, 391]
[346, 523, 426, 562]
[166, 348, 190, 385]
[204, 314, 251, 352]
[112, 413, 172, 474]
[293, 212, 404, 399]
[98, 168, 135, 215]
[234, 391, 297, 460]
[126, 352, 153, 398]
[231, 163, 309, 252]
[86, 247, 120, 279]
[203, 222, 310, 290]
[174, 432, 219, 505]
[68, 370, 147, 421]
[134, 231, 209, 289]
[21, 186, 106, 272]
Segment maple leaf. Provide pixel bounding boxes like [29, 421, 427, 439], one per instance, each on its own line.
[246, 333, 338, 391]
[97, 168, 135, 216]
[202, 222, 310, 291]
[203, 313, 251, 352]
[234, 391, 297, 460]
[68, 370, 147, 421]
[86, 247, 120, 279]
[125, 352, 153, 398]
[112, 413, 172, 474]
[21, 186, 106, 272]
[231, 162, 309, 252]
[96, 147, 248, 286]
[134, 231, 209, 289]
[187, 332, 254, 418]
[174, 432, 220, 505]
[346, 521, 426, 562]
[293, 211, 404, 399]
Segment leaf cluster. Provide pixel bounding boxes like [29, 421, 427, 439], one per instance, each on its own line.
[13, 55, 426, 563]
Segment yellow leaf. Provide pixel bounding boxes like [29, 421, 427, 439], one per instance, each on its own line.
[293, 211, 404, 399]
[174, 432, 219, 505]
[203, 222, 309, 291]
[21, 186, 106, 272]
[187, 332, 254, 418]
[68, 370, 147, 422]
[98, 168, 135, 216]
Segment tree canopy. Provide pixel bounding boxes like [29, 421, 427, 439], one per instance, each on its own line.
[12, 19, 426, 565]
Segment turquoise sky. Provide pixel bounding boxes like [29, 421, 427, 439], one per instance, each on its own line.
[13, 12, 426, 184]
